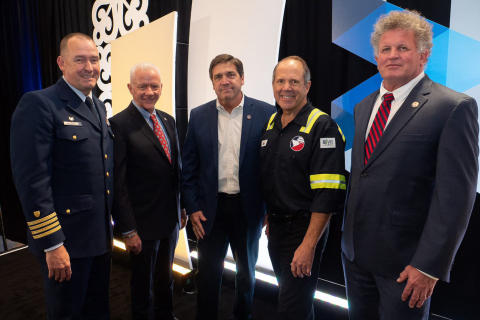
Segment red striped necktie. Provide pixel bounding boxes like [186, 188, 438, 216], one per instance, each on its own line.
[365, 92, 394, 165]
[150, 114, 171, 163]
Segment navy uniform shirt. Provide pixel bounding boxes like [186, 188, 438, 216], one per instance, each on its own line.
[260, 101, 346, 216]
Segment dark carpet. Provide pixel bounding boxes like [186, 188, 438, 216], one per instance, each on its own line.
[0, 246, 349, 320]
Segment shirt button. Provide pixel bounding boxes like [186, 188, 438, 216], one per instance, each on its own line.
[360, 173, 367, 178]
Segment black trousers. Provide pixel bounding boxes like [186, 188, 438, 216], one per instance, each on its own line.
[342, 252, 430, 320]
[268, 215, 328, 320]
[130, 225, 179, 320]
[38, 251, 111, 320]
[195, 195, 259, 320]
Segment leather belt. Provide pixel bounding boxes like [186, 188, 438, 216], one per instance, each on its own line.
[269, 212, 310, 222]
[218, 193, 240, 198]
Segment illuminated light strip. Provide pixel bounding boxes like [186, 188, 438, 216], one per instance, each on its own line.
[189, 250, 349, 309]
[113, 239, 191, 275]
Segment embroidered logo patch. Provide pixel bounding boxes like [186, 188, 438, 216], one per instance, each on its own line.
[290, 136, 305, 151]
[320, 138, 336, 148]
[261, 139, 268, 147]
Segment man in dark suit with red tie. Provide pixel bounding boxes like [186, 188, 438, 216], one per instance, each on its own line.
[342, 10, 478, 319]
[110, 62, 187, 320]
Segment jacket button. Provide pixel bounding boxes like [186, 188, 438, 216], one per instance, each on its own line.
[107, 190, 110, 195]
[73, 135, 77, 140]
[360, 173, 367, 178]
[106, 172, 109, 177]
[66, 209, 71, 214]
[105, 154, 108, 159]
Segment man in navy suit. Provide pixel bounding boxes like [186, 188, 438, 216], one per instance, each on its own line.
[10, 33, 114, 319]
[181, 54, 276, 320]
[110, 62, 187, 320]
[342, 10, 479, 319]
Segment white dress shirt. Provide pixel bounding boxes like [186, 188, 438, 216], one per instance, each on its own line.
[365, 72, 425, 140]
[217, 94, 244, 194]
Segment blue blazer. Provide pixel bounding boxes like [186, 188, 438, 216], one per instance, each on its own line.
[10, 78, 114, 258]
[342, 75, 479, 281]
[181, 96, 276, 237]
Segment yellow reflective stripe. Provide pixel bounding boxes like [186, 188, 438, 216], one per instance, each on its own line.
[27, 212, 57, 226]
[300, 109, 327, 134]
[32, 225, 62, 239]
[310, 174, 346, 190]
[337, 124, 346, 143]
[30, 221, 60, 235]
[29, 217, 58, 231]
[266, 113, 277, 131]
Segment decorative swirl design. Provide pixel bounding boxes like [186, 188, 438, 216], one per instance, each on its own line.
[92, 0, 149, 117]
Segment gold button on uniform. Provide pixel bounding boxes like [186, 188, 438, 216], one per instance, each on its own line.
[106, 172, 109, 177]
[34, 211, 40, 218]
[105, 154, 108, 159]
[66, 209, 71, 214]
[73, 135, 77, 140]
[107, 190, 110, 195]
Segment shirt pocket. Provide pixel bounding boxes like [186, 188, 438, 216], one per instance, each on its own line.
[54, 126, 91, 164]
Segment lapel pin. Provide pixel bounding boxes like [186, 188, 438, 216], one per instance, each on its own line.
[164, 117, 167, 121]
[69, 117, 74, 121]
[247, 115, 252, 120]
[411, 101, 419, 108]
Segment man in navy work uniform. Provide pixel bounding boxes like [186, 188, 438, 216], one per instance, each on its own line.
[10, 33, 114, 319]
[342, 10, 478, 319]
[181, 54, 276, 320]
[260, 56, 346, 320]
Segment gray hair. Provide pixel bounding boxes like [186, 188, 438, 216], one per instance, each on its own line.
[371, 10, 433, 59]
[272, 56, 311, 84]
[130, 62, 162, 83]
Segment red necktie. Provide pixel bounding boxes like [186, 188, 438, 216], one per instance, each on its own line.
[365, 93, 394, 165]
[150, 114, 171, 163]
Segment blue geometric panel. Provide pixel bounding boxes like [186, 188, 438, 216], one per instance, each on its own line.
[331, 1, 480, 157]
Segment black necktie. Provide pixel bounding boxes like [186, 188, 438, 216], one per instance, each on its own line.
[85, 96, 100, 125]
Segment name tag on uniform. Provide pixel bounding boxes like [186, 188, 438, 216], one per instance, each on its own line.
[320, 138, 335, 148]
[63, 121, 82, 126]
[261, 139, 268, 147]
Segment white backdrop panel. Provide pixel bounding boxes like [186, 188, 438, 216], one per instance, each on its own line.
[188, 0, 286, 111]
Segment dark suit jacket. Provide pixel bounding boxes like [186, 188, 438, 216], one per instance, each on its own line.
[181, 96, 276, 237]
[10, 78, 114, 258]
[110, 103, 181, 240]
[342, 75, 479, 282]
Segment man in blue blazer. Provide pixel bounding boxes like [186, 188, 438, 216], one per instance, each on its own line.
[342, 10, 479, 319]
[181, 54, 276, 320]
[10, 33, 113, 319]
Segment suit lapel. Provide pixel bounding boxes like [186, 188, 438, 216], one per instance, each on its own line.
[57, 78, 101, 130]
[128, 103, 166, 158]
[239, 96, 254, 167]
[209, 102, 219, 173]
[354, 91, 378, 171]
[364, 76, 432, 168]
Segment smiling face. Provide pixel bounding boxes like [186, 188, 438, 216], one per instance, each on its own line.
[211, 62, 244, 110]
[57, 36, 100, 96]
[375, 28, 428, 92]
[128, 68, 162, 113]
[273, 59, 311, 115]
